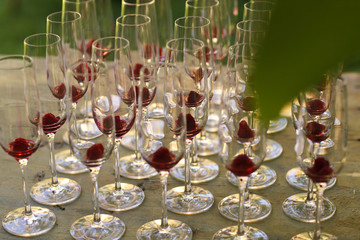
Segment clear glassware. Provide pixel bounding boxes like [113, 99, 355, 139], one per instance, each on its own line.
[291, 77, 347, 240]
[213, 116, 269, 239]
[24, 33, 81, 206]
[136, 59, 192, 240]
[170, 16, 219, 183]
[243, 0, 274, 22]
[115, 14, 158, 179]
[46, 10, 89, 175]
[165, 38, 214, 215]
[92, 36, 145, 211]
[69, 54, 125, 240]
[0, 55, 56, 237]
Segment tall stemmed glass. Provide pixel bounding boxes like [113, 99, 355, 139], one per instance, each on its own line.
[170, 16, 219, 184]
[136, 62, 192, 240]
[24, 33, 81, 206]
[69, 59, 125, 240]
[213, 112, 269, 239]
[92, 37, 145, 211]
[291, 77, 347, 240]
[0, 55, 56, 237]
[166, 38, 214, 215]
[115, 14, 157, 179]
[47, 10, 89, 175]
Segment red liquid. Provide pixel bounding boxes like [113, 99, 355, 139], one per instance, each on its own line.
[185, 90, 204, 108]
[123, 85, 156, 107]
[147, 147, 178, 172]
[306, 157, 334, 183]
[237, 120, 255, 142]
[144, 44, 164, 62]
[129, 63, 151, 81]
[83, 143, 105, 168]
[95, 115, 135, 137]
[306, 99, 326, 116]
[42, 113, 65, 134]
[73, 61, 97, 83]
[238, 96, 257, 112]
[305, 121, 329, 142]
[5, 138, 39, 160]
[186, 113, 201, 139]
[226, 154, 256, 177]
[53, 83, 66, 99]
[188, 67, 204, 83]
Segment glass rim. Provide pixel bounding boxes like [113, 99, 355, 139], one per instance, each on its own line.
[121, 0, 154, 6]
[166, 37, 205, 52]
[92, 36, 130, 52]
[236, 20, 268, 33]
[0, 55, 33, 70]
[185, 0, 219, 9]
[24, 33, 61, 48]
[175, 16, 211, 29]
[47, 11, 81, 23]
[116, 14, 151, 27]
[228, 43, 259, 57]
[244, 1, 275, 12]
[63, 0, 94, 4]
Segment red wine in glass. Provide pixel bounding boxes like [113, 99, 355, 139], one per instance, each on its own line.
[94, 115, 135, 138]
[145, 147, 178, 172]
[304, 121, 329, 143]
[305, 157, 334, 183]
[4, 138, 39, 161]
[42, 113, 66, 134]
[186, 113, 202, 139]
[184, 90, 204, 108]
[238, 96, 257, 112]
[306, 99, 327, 116]
[82, 143, 105, 168]
[226, 154, 256, 177]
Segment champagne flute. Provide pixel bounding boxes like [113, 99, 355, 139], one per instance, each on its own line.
[0, 55, 56, 237]
[69, 58, 125, 239]
[136, 62, 192, 239]
[92, 36, 145, 211]
[243, 0, 274, 22]
[47, 10, 89, 175]
[24, 33, 81, 206]
[115, 14, 158, 179]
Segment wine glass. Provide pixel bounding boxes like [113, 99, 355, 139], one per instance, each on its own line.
[0, 55, 56, 237]
[165, 38, 214, 215]
[69, 54, 126, 240]
[91, 36, 145, 211]
[291, 76, 347, 239]
[24, 33, 81, 206]
[170, 16, 219, 183]
[213, 113, 269, 239]
[243, 0, 274, 22]
[136, 60, 192, 240]
[115, 14, 158, 179]
[46, 10, 89, 175]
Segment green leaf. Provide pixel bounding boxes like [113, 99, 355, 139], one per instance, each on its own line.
[253, 0, 360, 121]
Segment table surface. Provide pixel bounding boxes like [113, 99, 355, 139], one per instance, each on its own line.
[0, 73, 359, 240]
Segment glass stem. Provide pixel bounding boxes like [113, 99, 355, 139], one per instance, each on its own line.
[159, 171, 169, 229]
[19, 159, 32, 215]
[314, 183, 327, 239]
[184, 139, 192, 194]
[133, 108, 148, 165]
[114, 139, 122, 193]
[90, 169, 101, 223]
[48, 133, 58, 186]
[191, 135, 199, 166]
[237, 176, 249, 237]
[305, 178, 315, 203]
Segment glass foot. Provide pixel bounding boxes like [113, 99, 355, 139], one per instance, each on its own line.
[290, 231, 337, 239]
[120, 134, 136, 151]
[136, 219, 192, 240]
[265, 139, 283, 161]
[205, 113, 220, 132]
[30, 177, 81, 205]
[170, 159, 219, 183]
[98, 183, 145, 211]
[267, 117, 288, 134]
[226, 165, 277, 190]
[218, 193, 272, 222]
[2, 206, 56, 237]
[212, 225, 268, 240]
[167, 186, 214, 215]
[119, 154, 157, 179]
[55, 149, 88, 174]
[286, 167, 336, 191]
[70, 214, 125, 240]
[282, 193, 336, 223]
[196, 133, 220, 156]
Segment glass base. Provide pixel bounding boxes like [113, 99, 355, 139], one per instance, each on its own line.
[136, 219, 192, 240]
[55, 149, 88, 174]
[282, 193, 336, 223]
[98, 183, 145, 211]
[265, 139, 283, 161]
[267, 117, 288, 134]
[205, 113, 220, 132]
[290, 231, 337, 239]
[30, 177, 81, 205]
[212, 225, 268, 240]
[170, 159, 219, 183]
[226, 165, 277, 190]
[196, 133, 220, 156]
[218, 193, 272, 222]
[119, 154, 157, 179]
[2, 206, 56, 237]
[148, 104, 164, 118]
[166, 186, 214, 215]
[286, 167, 337, 191]
[70, 214, 125, 240]
[120, 134, 136, 151]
